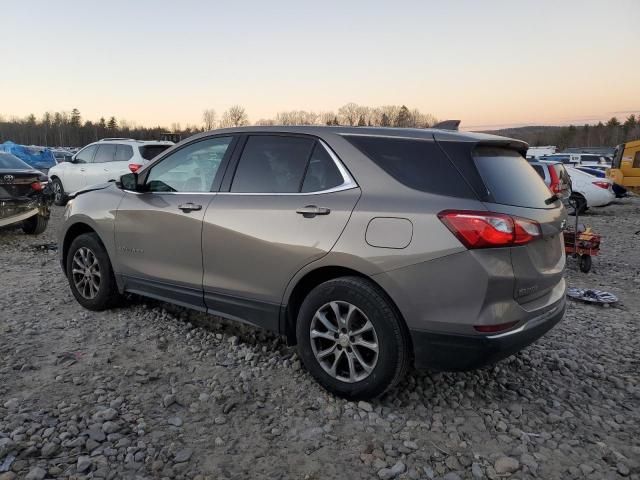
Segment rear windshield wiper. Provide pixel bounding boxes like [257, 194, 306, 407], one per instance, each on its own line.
[545, 194, 559, 205]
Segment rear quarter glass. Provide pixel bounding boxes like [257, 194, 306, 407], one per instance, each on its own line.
[343, 135, 475, 199]
[473, 147, 557, 209]
[139, 145, 171, 161]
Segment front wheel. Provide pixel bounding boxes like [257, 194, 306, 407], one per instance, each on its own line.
[52, 178, 67, 206]
[579, 255, 592, 273]
[22, 214, 48, 235]
[66, 233, 121, 310]
[569, 193, 587, 216]
[296, 276, 410, 400]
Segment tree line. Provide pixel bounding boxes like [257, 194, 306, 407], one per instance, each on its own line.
[489, 115, 640, 150]
[1, 103, 638, 149]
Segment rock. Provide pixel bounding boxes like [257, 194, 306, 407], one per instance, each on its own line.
[403, 440, 418, 450]
[0, 438, 15, 458]
[93, 408, 118, 421]
[445, 456, 461, 470]
[101, 421, 119, 433]
[0, 473, 17, 480]
[88, 427, 106, 442]
[25, 467, 46, 480]
[471, 462, 484, 479]
[77, 455, 92, 472]
[174, 448, 193, 463]
[443, 473, 462, 480]
[378, 461, 405, 479]
[494, 456, 520, 474]
[214, 437, 224, 447]
[168, 416, 183, 427]
[162, 394, 176, 408]
[358, 401, 373, 412]
[617, 463, 630, 476]
[41, 441, 59, 458]
[2, 398, 19, 410]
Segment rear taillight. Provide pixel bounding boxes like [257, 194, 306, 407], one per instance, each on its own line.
[438, 210, 542, 249]
[30, 181, 46, 191]
[129, 163, 142, 173]
[592, 181, 610, 190]
[548, 166, 561, 194]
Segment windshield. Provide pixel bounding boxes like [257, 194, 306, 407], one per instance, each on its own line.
[0, 153, 32, 170]
[473, 147, 558, 209]
[139, 145, 171, 160]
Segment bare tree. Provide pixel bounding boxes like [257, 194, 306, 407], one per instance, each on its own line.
[202, 108, 217, 130]
[220, 105, 249, 128]
[255, 118, 276, 126]
[338, 102, 361, 126]
[319, 111, 337, 126]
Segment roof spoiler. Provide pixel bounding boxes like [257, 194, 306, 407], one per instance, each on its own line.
[432, 120, 460, 131]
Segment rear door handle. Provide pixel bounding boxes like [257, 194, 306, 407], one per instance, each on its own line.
[296, 205, 331, 218]
[178, 203, 202, 212]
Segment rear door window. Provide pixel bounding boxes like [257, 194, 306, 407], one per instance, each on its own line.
[473, 147, 556, 208]
[230, 135, 315, 193]
[93, 144, 116, 163]
[344, 135, 474, 198]
[115, 144, 134, 162]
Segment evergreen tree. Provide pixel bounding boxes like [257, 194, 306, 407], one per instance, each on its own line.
[70, 108, 81, 127]
[395, 105, 411, 128]
[99, 117, 107, 129]
[107, 117, 118, 130]
[380, 113, 391, 127]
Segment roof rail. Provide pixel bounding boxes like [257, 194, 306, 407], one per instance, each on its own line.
[432, 120, 461, 131]
[99, 138, 136, 142]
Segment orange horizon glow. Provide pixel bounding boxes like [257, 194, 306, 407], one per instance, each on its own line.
[1, 0, 638, 131]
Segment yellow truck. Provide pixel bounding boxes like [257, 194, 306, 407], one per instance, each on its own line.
[608, 139, 640, 191]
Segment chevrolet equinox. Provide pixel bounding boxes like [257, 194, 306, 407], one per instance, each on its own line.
[59, 126, 567, 399]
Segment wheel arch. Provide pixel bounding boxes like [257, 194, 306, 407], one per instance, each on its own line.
[282, 265, 412, 358]
[62, 222, 107, 276]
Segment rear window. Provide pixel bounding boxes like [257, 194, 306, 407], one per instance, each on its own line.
[473, 147, 556, 209]
[139, 145, 171, 160]
[0, 153, 31, 170]
[344, 135, 474, 198]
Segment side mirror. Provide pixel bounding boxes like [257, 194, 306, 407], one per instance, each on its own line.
[117, 172, 139, 191]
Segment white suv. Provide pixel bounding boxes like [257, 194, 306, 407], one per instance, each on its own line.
[49, 138, 173, 205]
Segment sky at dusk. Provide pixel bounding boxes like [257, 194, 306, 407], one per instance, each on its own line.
[1, 0, 638, 130]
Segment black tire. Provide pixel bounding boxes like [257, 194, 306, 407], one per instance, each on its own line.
[22, 214, 48, 235]
[569, 193, 587, 216]
[296, 276, 410, 400]
[52, 177, 67, 206]
[66, 233, 121, 311]
[579, 255, 592, 273]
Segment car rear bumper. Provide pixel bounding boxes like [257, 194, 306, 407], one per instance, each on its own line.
[410, 297, 565, 370]
[0, 205, 39, 227]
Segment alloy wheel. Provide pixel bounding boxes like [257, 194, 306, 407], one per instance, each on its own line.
[53, 181, 62, 203]
[309, 301, 379, 383]
[72, 247, 101, 299]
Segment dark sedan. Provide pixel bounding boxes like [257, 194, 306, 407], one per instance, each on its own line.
[0, 152, 53, 234]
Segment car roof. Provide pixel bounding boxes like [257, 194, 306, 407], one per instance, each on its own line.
[95, 139, 173, 145]
[190, 125, 529, 153]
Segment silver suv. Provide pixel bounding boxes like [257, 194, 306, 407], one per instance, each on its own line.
[59, 126, 567, 399]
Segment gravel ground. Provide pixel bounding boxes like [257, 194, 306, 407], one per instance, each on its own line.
[0, 198, 639, 480]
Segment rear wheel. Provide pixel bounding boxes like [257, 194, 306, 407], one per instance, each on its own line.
[569, 193, 587, 216]
[66, 233, 121, 310]
[52, 178, 67, 206]
[296, 276, 410, 400]
[22, 214, 48, 235]
[579, 255, 592, 273]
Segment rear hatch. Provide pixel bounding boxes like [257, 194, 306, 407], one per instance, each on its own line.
[139, 144, 171, 161]
[437, 141, 566, 305]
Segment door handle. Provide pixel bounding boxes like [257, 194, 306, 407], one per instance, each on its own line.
[80, 168, 86, 172]
[178, 203, 202, 212]
[296, 205, 331, 218]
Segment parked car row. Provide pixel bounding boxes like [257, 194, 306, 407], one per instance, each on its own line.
[48, 138, 173, 205]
